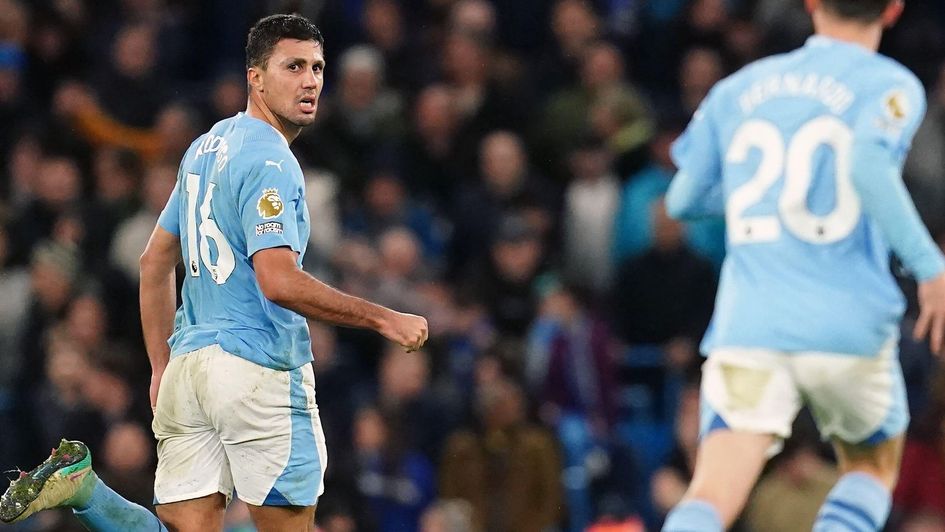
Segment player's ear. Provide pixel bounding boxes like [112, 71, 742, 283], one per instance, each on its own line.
[803, 0, 818, 15]
[881, 0, 904, 28]
[247, 67, 264, 93]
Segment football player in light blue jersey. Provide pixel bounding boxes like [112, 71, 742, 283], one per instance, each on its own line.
[661, 1, 945, 531]
[0, 14, 428, 532]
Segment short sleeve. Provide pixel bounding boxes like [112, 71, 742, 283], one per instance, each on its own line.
[666, 86, 726, 219]
[238, 154, 303, 257]
[157, 182, 181, 236]
[853, 72, 927, 164]
[671, 89, 722, 186]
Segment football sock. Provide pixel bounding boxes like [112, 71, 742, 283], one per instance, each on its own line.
[662, 499, 723, 532]
[813, 472, 890, 532]
[72, 473, 168, 532]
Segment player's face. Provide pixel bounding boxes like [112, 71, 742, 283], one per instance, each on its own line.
[259, 39, 325, 127]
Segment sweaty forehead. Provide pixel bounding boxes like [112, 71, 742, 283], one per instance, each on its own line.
[270, 38, 324, 63]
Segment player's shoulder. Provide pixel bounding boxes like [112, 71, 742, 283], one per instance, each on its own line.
[865, 54, 925, 100]
[699, 50, 798, 112]
[238, 141, 299, 176]
[227, 146, 303, 201]
[850, 54, 926, 133]
[183, 115, 241, 161]
[720, 50, 799, 92]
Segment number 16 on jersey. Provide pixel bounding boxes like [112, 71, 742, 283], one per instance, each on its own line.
[185, 172, 235, 284]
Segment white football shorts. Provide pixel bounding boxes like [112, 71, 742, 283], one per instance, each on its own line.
[152, 344, 328, 506]
[700, 338, 908, 454]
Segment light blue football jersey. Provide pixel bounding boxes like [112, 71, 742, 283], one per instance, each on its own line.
[668, 35, 942, 356]
[158, 112, 312, 370]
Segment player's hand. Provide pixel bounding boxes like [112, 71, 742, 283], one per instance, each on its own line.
[378, 310, 429, 352]
[915, 272, 945, 355]
[149, 369, 165, 414]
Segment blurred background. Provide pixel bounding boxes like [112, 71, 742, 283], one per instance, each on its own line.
[0, 0, 944, 531]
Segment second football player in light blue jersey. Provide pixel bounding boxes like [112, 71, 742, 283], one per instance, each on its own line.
[662, 1, 945, 532]
[668, 32, 942, 357]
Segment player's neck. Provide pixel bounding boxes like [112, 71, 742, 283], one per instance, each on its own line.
[245, 95, 301, 144]
[812, 11, 884, 52]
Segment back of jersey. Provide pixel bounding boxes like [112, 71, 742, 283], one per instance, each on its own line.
[674, 36, 927, 356]
[158, 113, 312, 370]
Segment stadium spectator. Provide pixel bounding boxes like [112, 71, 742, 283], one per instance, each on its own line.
[353, 406, 436, 532]
[450, 131, 557, 277]
[561, 135, 620, 293]
[462, 214, 548, 340]
[110, 163, 177, 282]
[611, 198, 716, 347]
[537, 40, 652, 182]
[526, 282, 622, 529]
[440, 377, 561, 532]
[401, 83, 462, 207]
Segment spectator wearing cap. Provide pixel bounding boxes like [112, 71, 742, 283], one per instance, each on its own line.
[18, 241, 81, 388]
[461, 213, 547, 341]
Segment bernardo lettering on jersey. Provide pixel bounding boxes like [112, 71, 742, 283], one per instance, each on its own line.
[739, 72, 855, 115]
[194, 134, 230, 172]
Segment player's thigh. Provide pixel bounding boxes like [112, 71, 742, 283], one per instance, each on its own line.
[832, 434, 905, 489]
[701, 348, 802, 448]
[203, 348, 328, 507]
[155, 493, 227, 532]
[153, 349, 235, 505]
[793, 342, 908, 487]
[247, 503, 316, 532]
[692, 349, 801, 525]
[686, 429, 775, 527]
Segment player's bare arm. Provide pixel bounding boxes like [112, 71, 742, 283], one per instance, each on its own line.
[139, 225, 181, 409]
[253, 246, 428, 351]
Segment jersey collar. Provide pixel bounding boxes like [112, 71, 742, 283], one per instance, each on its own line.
[237, 112, 290, 148]
[805, 35, 876, 55]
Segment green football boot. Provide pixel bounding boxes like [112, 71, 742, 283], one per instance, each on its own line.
[0, 439, 95, 523]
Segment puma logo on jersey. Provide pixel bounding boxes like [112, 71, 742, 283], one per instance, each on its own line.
[265, 160, 284, 172]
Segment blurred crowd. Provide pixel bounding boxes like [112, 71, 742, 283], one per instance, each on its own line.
[1, 0, 945, 531]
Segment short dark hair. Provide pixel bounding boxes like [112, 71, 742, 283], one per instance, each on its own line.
[821, 0, 896, 22]
[245, 14, 324, 69]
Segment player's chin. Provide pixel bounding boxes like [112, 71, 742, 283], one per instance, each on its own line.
[290, 110, 318, 127]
